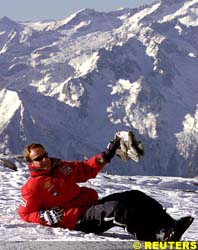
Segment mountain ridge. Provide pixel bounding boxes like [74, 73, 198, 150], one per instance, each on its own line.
[0, 0, 198, 177]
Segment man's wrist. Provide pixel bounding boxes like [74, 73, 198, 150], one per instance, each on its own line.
[96, 155, 107, 164]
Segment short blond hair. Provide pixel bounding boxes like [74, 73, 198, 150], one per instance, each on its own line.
[23, 143, 45, 162]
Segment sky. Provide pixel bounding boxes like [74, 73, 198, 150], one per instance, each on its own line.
[0, 0, 155, 22]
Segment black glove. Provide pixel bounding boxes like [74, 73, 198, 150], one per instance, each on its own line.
[40, 207, 63, 225]
[102, 137, 121, 162]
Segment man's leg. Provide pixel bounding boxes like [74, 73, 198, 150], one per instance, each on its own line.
[97, 190, 176, 240]
[75, 200, 123, 234]
[75, 190, 176, 240]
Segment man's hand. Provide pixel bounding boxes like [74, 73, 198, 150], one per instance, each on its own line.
[40, 207, 63, 225]
[101, 136, 121, 162]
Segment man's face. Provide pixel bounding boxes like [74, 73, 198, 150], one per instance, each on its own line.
[29, 147, 52, 169]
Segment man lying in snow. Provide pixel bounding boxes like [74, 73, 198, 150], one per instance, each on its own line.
[18, 131, 193, 241]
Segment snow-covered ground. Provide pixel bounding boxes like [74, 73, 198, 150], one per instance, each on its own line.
[0, 158, 197, 249]
[1, 0, 198, 178]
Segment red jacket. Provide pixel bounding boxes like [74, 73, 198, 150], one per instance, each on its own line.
[18, 154, 105, 229]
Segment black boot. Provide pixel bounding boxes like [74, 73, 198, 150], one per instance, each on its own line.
[169, 216, 194, 241]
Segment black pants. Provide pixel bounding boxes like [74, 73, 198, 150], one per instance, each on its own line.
[75, 190, 175, 241]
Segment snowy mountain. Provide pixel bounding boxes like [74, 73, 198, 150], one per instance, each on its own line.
[0, 0, 198, 177]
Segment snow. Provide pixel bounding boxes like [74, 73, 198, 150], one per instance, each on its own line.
[0, 0, 198, 180]
[161, 0, 198, 26]
[69, 52, 99, 77]
[0, 90, 21, 134]
[0, 157, 197, 247]
[108, 78, 159, 138]
[175, 106, 198, 166]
